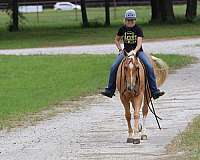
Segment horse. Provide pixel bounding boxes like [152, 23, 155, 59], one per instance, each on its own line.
[116, 53, 168, 144]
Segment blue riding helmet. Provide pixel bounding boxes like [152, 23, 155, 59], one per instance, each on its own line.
[124, 9, 137, 20]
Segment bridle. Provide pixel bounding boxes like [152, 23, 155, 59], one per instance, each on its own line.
[120, 55, 140, 96]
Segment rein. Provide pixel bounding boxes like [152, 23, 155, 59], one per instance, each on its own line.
[119, 58, 127, 96]
[141, 62, 162, 130]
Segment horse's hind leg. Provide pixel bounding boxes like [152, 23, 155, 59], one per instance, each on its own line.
[120, 95, 133, 143]
[141, 91, 150, 140]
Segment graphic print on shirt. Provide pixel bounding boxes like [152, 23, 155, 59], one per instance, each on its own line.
[124, 31, 137, 44]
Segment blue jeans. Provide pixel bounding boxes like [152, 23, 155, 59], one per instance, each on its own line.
[106, 52, 125, 94]
[106, 51, 158, 94]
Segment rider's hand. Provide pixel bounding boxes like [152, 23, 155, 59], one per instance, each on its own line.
[118, 48, 123, 55]
[128, 50, 136, 56]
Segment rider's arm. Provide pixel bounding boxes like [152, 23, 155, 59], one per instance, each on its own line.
[115, 35, 123, 52]
[133, 37, 143, 54]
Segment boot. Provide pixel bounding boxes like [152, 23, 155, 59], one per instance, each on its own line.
[101, 89, 114, 98]
[152, 90, 165, 100]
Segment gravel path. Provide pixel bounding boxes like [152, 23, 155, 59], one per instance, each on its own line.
[0, 38, 200, 56]
[0, 38, 200, 160]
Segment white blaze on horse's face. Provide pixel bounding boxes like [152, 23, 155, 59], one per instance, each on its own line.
[129, 61, 134, 69]
[126, 57, 137, 92]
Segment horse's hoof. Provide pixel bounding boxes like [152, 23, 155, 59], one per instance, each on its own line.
[132, 138, 140, 144]
[141, 135, 148, 140]
[126, 138, 133, 143]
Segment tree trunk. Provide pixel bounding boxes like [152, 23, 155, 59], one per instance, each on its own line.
[80, 0, 89, 27]
[105, 0, 110, 26]
[159, 0, 175, 22]
[10, 0, 19, 31]
[150, 0, 161, 22]
[150, 0, 175, 23]
[185, 0, 197, 21]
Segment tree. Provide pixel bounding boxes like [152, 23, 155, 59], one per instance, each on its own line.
[7, 0, 19, 31]
[150, 0, 175, 23]
[159, 0, 175, 22]
[80, 0, 89, 27]
[150, 0, 161, 22]
[105, 0, 110, 26]
[185, 0, 197, 21]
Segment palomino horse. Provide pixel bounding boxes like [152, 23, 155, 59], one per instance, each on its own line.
[116, 54, 168, 144]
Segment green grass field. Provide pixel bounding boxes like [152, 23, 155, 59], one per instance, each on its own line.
[167, 116, 200, 160]
[0, 5, 200, 49]
[153, 54, 198, 70]
[0, 54, 197, 129]
[179, 116, 200, 160]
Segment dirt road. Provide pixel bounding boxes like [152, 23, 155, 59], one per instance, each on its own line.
[0, 38, 200, 56]
[0, 39, 200, 160]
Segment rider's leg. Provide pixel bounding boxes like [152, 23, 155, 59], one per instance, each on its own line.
[137, 51, 165, 99]
[102, 52, 125, 97]
[137, 51, 158, 94]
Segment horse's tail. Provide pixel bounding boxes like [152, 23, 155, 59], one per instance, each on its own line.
[151, 55, 169, 87]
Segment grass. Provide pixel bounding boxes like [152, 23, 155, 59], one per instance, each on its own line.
[0, 54, 197, 129]
[153, 54, 198, 70]
[0, 5, 200, 49]
[179, 116, 200, 160]
[0, 54, 114, 128]
[167, 116, 200, 160]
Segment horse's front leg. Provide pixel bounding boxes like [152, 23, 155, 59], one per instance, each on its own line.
[132, 94, 143, 144]
[120, 95, 133, 143]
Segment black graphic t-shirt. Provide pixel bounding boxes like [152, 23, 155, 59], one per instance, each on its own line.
[117, 25, 144, 53]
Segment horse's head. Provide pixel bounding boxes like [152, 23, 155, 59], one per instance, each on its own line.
[124, 55, 140, 93]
